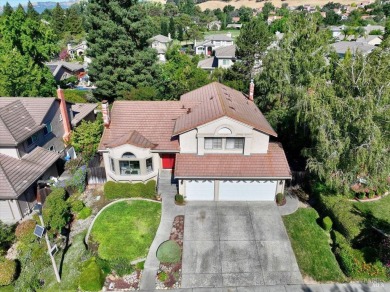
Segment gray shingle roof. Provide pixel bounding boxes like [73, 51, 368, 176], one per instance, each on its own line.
[205, 34, 233, 41]
[331, 41, 376, 55]
[71, 103, 98, 126]
[45, 61, 84, 77]
[198, 57, 217, 69]
[0, 147, 60, 199]
[0, 100, 46, 146]
[214, 45, 236, 58]
[149, 34, 171, 43]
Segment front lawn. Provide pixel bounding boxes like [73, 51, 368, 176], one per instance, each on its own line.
[283, 208, 346, 282]
[90, 200, 161, 261]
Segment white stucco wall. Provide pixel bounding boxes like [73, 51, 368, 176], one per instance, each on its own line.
[0, 147, 19, 158]
[251, 130, 269, 154]
[218, 58, 233, 69]
[179, 129, 197, 153]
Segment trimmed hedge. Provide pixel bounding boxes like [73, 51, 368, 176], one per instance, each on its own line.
[333, 231, 388, 280]
[70, 200, 85, 213]
[79, 257, 104, 291]
[78, 207, 92, 219]
[318, 195, 364, 241]
[322, 216, 333, 232]
[104, 180, 156, 199]
[0, 258, 16, 286]
[156, 240, 181, 264]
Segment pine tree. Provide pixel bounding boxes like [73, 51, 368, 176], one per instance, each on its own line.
[177, 24, 184, 41]
[169, 17, 175, 39]
[161, 20, 169, 36]
[51, 3, 65, 37]
[26, 1, 39, 21]
[2, 2, 13, 17]
[65, 5, 83, 35]
[85, 0, 158, 100]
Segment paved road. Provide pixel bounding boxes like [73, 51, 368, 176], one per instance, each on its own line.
[181, 201, 302, 288]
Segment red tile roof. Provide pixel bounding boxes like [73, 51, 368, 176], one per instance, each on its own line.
[105, 130, 156, 149]
[175, 143, 291, 179]
[175, 82, 277, 137]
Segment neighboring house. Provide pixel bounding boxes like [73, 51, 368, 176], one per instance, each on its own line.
[207, 20, 222, 31]
[356, 35, 382, 46]
[67, 41, 87, 60]
[363, 25, 385, 35]
[0, 90, 97, 223]
[194, 33, 234, 56]
[331, 41, 376, 57]
[46, 61, 85, 82]
[329, 25, 346, 40]
[226, 23, 242, 29]
[148, 34, 173, 62]
[198, 45, 236, 71]
[98, 82, 291, 202]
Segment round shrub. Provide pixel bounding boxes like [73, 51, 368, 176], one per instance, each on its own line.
[276, 193, 285, 205]
[78, 207, 92, 219]
[175, 194, 184, 204]
[156, 240, 181, 264]
[322, 216, 333, 232]
[15, 220, 36, 243]
[71, 200, 85, 213]
[79, 257, 104, 291]
[0, 258, 17, 286]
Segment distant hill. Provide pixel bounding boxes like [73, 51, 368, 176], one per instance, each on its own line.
[0, 0, 81, 14]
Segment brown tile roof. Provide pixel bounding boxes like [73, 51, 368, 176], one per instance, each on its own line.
[71, 103, 98, 126]
[105, 130, 157, 149]
[0, 98, 55, 146]
[174, 82, 277, 137]
[0, 147, 60, 199]
[175, 143, 291, 179]
[98, 101, 201, 151]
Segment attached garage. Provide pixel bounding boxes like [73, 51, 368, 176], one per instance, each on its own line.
[219, 180, 277, 201]
[185, 180, 215, 201]
[0, 201, 14, 222]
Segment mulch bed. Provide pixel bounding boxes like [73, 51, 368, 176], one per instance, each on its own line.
[105, 270, 142, 291]
[156, 215, 184, 289]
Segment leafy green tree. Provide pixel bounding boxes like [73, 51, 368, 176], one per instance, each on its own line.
[51, 3, 65, 37]
[43, 188, 70, 233]
[85, 0, 159, 100]
[70, 118, 103, 163]
[323, 10, 341, 25]
[262, 2, 275, 19]
[169, 17, 176, 38]
[26, 1, 39, 21]
[238, 7, 252, 23]
[236, 16, 273, 78]
[0, 221, 14, 256]
[177, 24, 184, 41]
[2, 2, 13, 17]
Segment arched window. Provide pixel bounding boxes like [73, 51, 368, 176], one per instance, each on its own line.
[122, 152, 136, 158]
[217, 127, 232, 134]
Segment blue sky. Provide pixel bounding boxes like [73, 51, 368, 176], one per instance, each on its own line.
[1, 0, 58, 6]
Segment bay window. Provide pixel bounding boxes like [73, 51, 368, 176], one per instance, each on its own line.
[119, 160, 140, 175]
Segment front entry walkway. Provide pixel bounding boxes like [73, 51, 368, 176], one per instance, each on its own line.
[181, 201, 303, 288]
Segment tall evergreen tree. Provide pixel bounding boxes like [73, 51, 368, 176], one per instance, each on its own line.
[65, 5, 83, 35]
[26, 1, 39, 21]
[161, 20, 169, 36]
[85, 0, 158, 100]
[2, 2, 13, 17]
[51, 3, 65, 37]
[169, 17, 175, 38]
[177, 24, 184, 41]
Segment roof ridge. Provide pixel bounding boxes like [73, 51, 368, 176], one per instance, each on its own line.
[215, 82, 228, 116]
[0, 156, 18, 195]
[0, 100, 23, 142]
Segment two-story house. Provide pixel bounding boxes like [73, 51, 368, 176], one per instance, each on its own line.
[194, 33, 234, 56]
[148, 34, 173, 62]
[98, 82, 291, 201]
[0, 89, 97, 223]
[198, 45, 236, 71]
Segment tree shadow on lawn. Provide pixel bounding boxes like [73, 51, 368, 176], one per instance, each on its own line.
[58, 227, 71, 278]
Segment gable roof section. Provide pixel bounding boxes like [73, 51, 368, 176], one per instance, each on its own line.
[205, 34, 233, 41]
[175, 143, 291, 179]
[149, 35, 171, 43]
[215, 45, 236, 58]
[71, 103, 98, 126]
[105, 130, 157, 149]
[198, 57, 217, 70]
[98, 101, 201, 151]
[0, 147, 60, 199]
[174, 82, 277, 137]
[0, 100, 45, 146]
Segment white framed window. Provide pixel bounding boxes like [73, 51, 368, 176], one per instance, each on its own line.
[146, 158, 153, 173]
[226, 138, 244, 150]
[119, 160, 140, 175]
[222, 59, 229, 65]
[205, 138, 222, 149]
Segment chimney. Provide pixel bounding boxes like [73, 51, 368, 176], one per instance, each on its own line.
[57, 87, 72, 142]
[101, 100, 110, 128]
[249, 79, 254, 101]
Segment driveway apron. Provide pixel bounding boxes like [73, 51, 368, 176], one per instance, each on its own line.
[181, 201, 303, 288]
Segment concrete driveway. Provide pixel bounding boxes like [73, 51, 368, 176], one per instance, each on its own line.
[181, 201, 303, 288]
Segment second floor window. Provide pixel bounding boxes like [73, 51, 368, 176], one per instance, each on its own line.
[43, 122, 52, 135]
[226, 138, 244, 149]
[204, 138, 222, 149]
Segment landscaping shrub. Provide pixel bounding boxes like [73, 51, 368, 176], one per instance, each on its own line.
[15, 220, 36, 243]
[157, 271, 168, 282]
[0, 258, 16, 286]
[43, 188, 71, 233]
[77, 207, 92, 219]
[79, 257, 104, 292]
[175, 194, 184, 204]
[135, 261, 144, 270]
[156, 240, 181, 264]
[64, 158, 83, 175]
[70, 200, 85, 213]
[0, 221, 15, 255]
[333, 231, 388, 280]
[276, 193, 285, 205]
[64, 89, 88, 103]
[322, 216, 333, 232]
[104, 181, 156, 199]
[65, 166, 87, 193]
[318, 195, 364, 241]
[108, 258, 134, 276]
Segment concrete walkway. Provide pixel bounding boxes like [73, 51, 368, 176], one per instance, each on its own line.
[278, 192, 299, 216]
[139, 170, 185, 290]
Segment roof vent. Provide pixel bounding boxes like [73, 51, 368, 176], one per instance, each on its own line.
[181, 104, 185, 109]
[210, 96, 214, 100]
[187, 108, 192, 114]
[229, 106, 235, 110]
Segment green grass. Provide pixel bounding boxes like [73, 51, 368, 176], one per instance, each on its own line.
[90, 200, 161, 261]
[40, 232, 89, 291]
[353, 194, 390, 231]
[0, 285, 14, 292]
[203, 29, 240, 40]
[283, 208, 346, 282]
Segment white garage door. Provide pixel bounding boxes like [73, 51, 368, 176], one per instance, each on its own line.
[0, 201, 14, 222]
[185, 180, 215, 201]
[219, 180, 277, 201]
